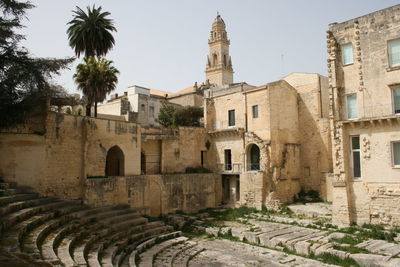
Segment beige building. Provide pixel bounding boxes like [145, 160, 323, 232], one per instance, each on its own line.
[204, 73, 332, 209]
[327, 4, 400, 227]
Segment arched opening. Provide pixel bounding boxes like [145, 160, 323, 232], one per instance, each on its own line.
[223, 54, 227, 66]
[213, 53, 218, 66]
[247, 144, 260, 171]
[105, 145, 125, 176]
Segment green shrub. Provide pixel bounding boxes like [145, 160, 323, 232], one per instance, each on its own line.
[185, 166, 212, 173]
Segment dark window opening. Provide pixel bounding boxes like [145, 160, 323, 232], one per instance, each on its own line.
[228, 110, 235, 126]
[252, 105, 259, 118]
[224, 149, 232, 170]
[249, 144, 260, 171]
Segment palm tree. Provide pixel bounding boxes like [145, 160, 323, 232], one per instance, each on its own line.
[73, 57, 119, 117]
[67, 5, 117, 58]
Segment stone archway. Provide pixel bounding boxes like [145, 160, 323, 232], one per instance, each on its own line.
[105, 145, 125, 176]
[247, 144, 260, 171]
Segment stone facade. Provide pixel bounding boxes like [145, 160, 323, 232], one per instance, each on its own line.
[204, 76, 331, 209]
[327, 4, 400, 226]
[85, 174, 222, 216]
[0, 112, 141, 199]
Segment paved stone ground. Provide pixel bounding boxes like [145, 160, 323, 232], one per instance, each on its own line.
[189, 238, 337, 267]
[288, 203, 332, 218]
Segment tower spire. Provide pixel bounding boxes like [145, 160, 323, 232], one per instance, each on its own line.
[205, 14, 233, 86]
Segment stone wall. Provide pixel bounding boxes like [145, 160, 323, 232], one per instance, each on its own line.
[84, 173, 222, 216]
[328, 4, 400, 226]
[284, 73, 333, 198]
[0, 112, 141, 199]
[161, 127, 210, 173]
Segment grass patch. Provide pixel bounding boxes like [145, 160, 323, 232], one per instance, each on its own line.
[313, 252, 360, 267]
[340, 225, 396, 242]
[333, 244, 369, 254]
[330, 235, 364, 246]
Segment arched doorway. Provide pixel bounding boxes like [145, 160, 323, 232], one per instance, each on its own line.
[248, 144, 260, 171]
[105, 145, 125, 176]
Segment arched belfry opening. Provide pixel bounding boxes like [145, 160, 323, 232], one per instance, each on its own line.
[105, 145, 125, 176]
[247, 144, 260, 171]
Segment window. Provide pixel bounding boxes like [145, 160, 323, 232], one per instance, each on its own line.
[224, 149, 232, 170]
[248, 144, 260, 171]
[228, 109, 235, 126]
[346, 94, 357, 119]
[141, 104, 145, 111]
[350, 136, 361, 178]
[388, 39, 400, 67]
[149, 106, 155, 117]
[393, 88, 400, 114]
[393, 142, 400, 167]
[342, 43, 354, 65]
[201, 151, 206, 166]
[252, 105, 259, 118]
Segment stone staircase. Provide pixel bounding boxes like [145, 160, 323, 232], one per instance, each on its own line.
[0, 180, 187, 267]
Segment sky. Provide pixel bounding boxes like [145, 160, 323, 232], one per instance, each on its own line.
[20, 0, 400, 96]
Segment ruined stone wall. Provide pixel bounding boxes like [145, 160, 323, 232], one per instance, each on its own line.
[161, 127, 210, 173]
[84, 173, 222, 216]
[0, 112, 141, 199]
[284, 73, 333, 199]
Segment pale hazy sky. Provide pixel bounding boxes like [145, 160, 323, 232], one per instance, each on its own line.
[21, 0, 400, 95]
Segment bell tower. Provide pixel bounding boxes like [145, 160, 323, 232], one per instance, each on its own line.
[205, 13, 233, 86]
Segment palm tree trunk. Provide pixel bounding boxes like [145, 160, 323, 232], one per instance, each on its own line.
[86, 104, 91, 117]
[94, 101, 98, 117]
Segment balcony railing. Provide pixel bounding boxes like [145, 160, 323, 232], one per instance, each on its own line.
[216, 163, 242, 173]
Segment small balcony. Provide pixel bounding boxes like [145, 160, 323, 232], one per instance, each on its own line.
[216, 163, 242, 174]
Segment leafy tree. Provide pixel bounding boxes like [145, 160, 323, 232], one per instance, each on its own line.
[0, 0, 73, 129]
[157, 103, 176, 128]
[157, 104, 203, 128]
[67, 5, 117, 58]
[174, 106, 203, 127]
[73, 56, 119, 117]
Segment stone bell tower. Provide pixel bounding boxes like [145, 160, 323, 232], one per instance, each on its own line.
[205, 13, 234, 86]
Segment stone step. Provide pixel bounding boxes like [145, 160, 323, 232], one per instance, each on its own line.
[0, 193, 39, 206]
[108, 228, 177, 267]
[1, 212, 55, 256]
[1, 198, 60, 230]
[0, 182, 11, 189]
[137, 236, 188, 267]
[40, 206, 127, 264]
[157, 240, 197, 267]
[111, 222, 167, 267]
[72, 215, 146, 266]
[0, 188, 18, 197]
[87, 222, 158, 267]
[96, 224, 165, 267]
[1, 200, 83, 254]
[0, 197, 59, 217]
[56, 208, 137, 267]
[22, 203, 87, 255]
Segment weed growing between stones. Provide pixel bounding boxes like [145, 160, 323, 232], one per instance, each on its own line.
[340, 225, 396, 242]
